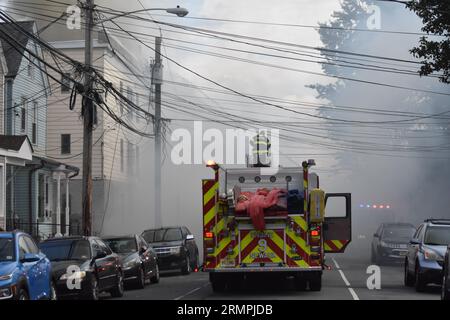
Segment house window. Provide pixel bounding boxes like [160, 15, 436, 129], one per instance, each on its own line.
[61, 134, 71, 154]
[20, 98, 27, 132]
[27, 61, 33, 79]
[61, 73, 71, 93]
[120, 139, 124, 172]
[38, 174, 45, 218]
[32, 101, 38, 144]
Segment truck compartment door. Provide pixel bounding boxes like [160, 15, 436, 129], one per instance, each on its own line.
[238, 229, 285, 266]
[323, 193, 351, 253]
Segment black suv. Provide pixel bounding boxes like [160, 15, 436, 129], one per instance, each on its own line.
[371, 223, 415, 264]
[141, 227, 199, 275]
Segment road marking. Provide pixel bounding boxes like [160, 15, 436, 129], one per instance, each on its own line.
[338, 270, 351, 286]
[332, 258, 340, 269]
[332, 258, 360, 301]
[174, 282, 210, 300]
[348, 288, 360, 300]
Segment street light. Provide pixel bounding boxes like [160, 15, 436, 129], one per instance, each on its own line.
[96, 5, 189, 24]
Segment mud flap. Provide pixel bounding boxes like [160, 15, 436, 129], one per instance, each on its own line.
[323, 193, 351, 253]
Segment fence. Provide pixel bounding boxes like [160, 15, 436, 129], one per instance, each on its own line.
[5, 218, 81, 242]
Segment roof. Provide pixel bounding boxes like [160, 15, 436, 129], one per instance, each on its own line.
[102, 235, 137, 240]
[0, 135, 33, 152]
[0, 21, 35, 78]
[41, 235, 97, 242]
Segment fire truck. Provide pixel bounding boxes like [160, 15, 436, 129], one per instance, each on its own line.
[201, 159, 351, 292]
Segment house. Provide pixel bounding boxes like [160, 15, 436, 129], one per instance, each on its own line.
[0, 21, 79, 239]
[41, 27, 151, 235]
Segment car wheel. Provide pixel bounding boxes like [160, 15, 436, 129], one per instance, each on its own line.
[150, 264, 160, 284]
[135, 267, 145, 289]
[181, 255, 191, 275]
[50, 281, 57, 300]
[442, 267, 450, 300]
[415, 264, 426, 292]
[85, 277, 99, 301]
[210, 273, 226, 293]
[16, 288, 29, 300]
[110, 272, 124, 298]
[294, 276, 307, 291]
[309, 273, 322, 292]
[404, 259, 414, 287]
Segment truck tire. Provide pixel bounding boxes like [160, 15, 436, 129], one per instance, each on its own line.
[210, 273, 226, 293]
[294, 275, 307, 291]
[309, 273, 322, 292]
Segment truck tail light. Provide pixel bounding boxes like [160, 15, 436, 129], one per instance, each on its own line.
[311, 230, 319, 237]
[205, 231, 214, 239]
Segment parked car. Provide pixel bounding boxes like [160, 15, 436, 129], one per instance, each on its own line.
[141, 226, 199, 274]
[39, 236, 124, 300]
[371, 223, 415, 264]
[404, 219, 450, 292]
[442, 245, 450, 300]
[0, 231, 55, 300]
[103, 234, 159, 288]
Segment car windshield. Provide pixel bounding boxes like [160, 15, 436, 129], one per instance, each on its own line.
[104, 238, 137, 254]
[382, 227, 415, 241]
[40, 240, 91, 261]
[424, 226, 450, 246]
[142, 228, 182, 243]
[0, 238, 15, 262]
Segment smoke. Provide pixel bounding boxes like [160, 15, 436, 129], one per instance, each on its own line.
[3, 0, 450, 261]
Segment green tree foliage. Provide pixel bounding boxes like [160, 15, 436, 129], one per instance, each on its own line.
[407, 0, 450, 83]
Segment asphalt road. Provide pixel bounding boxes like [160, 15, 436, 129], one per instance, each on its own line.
[108, 253, 441, 300]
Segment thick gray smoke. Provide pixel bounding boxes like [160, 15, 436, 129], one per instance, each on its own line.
[3, 1, 450, 261]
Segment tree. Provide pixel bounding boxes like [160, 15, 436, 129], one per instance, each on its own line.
[407, 0, 450, 83]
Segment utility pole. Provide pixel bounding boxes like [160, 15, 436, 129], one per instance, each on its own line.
[153, 36, 162, 228]
[82, 0, 94, 236]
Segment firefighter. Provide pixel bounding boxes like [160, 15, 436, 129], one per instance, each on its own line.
[250, 132, 271, 167]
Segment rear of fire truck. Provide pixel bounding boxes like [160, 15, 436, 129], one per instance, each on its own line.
[202, 160, 351, 292]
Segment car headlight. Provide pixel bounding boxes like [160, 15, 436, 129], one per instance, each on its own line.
[0, 274, 12, 281]
[59, 271, 86, 281]
[0, 287, 12, 299]
[380, 241, 394, 248]
[169, 246, 181, 254]
[423, 248, 443, 261]
[123, 258, 140, 269]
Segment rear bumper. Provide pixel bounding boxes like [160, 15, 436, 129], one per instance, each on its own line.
[205, 266, 322, 273]
[157, 255, 185, 271]
[379, 247, 408, 260]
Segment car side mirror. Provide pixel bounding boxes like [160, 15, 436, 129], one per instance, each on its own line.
[410, 239, 420, 245]
[140, 246, 148, 254]
[186, 234, 194, 241]
[20, 253, 40, 263]
[93, 250, 107, 261]
[373, 233, 379, 238]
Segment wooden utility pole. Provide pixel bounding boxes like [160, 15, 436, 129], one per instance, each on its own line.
[154, 36, 162, 228]
[82, 0, 94, 236]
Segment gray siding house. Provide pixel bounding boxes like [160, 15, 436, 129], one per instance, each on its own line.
[0, 21, 78, 238]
